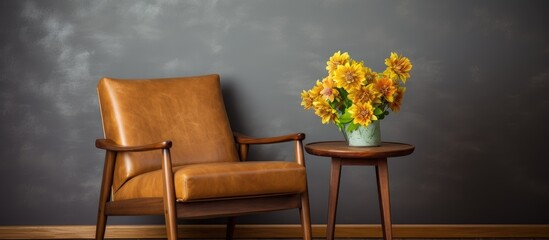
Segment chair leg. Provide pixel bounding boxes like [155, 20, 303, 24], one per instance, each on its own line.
[164, 207, 178, 240]
[226, 216, 237, 240]
[161, 149, 178, 240]
[96, 151, 116, 240]
[299, 192, 312, 240]
[95, 213, 107, 240]
[95, 193, 108, 240]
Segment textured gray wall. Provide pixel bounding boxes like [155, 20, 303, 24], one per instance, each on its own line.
[1, 0, 548, 225]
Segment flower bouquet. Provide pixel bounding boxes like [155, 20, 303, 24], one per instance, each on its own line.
[300, 51, 412, 146]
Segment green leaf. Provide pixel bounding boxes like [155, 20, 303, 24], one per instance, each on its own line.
[338, 88, 348, 98]
[345, 98, 353, 108]
[329, 101, 338, 109]
[374, 108, 383, 115]
[339, 110, 353, 123]
[346, 122, 359, 132]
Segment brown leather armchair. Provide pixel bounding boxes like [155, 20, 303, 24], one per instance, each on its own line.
[94, 74, 311, 239]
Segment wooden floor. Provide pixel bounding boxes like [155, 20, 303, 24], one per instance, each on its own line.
[1, 224, 547, 239]
[113, 238, 547, 240]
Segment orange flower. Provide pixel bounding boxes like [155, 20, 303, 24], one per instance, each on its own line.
[389, 87, 406, 112]
[373, 76, 397, 102]
[385, 52, 412, 83]
[301, 51, 412, 130]
[348, 102, 378, 126]
[348, 84, 381, 105]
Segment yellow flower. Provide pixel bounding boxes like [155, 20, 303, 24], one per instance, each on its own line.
[326, 51, 350, 75]
[300, 90, 314, 110]
[348, 102, 378, 126]
[348, 84, 381, 105]
[303, 51, 412, 129]
[383, 68, 398, 82]
[313, 100, 337, 124]
[310, 80, 323, 97]
[333, 61, 366, 91]
[301, 80, 323, 110]
[385, 52, 412, 83]
[389, 87, 406, 112]
[373, 76, 397, 102]
[320, 76, 339, 102]
[364, 67, 377, 84]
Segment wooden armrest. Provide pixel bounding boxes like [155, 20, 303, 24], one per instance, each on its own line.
[234, 132, 305, 144]
[95, 139, 172, 152]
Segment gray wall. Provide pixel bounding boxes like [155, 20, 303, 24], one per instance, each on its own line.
[1, 0, 548, 225]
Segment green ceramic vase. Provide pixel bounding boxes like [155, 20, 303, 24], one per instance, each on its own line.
[344, 121, 381, 147]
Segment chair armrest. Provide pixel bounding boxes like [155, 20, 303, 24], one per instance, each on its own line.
[234, 132, 306, 165]
[95, 139, 172, 152]
[234, 132, 305, 144]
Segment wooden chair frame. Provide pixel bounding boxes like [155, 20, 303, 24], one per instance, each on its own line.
[95, 132, 311, 240]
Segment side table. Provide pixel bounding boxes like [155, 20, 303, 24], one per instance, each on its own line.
[305, 141, 414, 240]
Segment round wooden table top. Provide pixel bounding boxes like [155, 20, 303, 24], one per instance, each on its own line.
[305, 141, 415, 159]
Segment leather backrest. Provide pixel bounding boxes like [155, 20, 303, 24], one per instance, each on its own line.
[97, 74, 239, 192]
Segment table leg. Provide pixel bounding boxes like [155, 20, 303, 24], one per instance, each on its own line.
[376, 158, 392, 240]
[327, 158, 342, 240]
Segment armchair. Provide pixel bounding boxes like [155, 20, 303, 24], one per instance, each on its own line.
[95, 74, 311, 239]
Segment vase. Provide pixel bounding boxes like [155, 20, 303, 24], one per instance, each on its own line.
[343, 121, 381, 147]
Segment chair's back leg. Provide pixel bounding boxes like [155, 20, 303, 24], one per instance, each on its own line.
[226, 216, 237, 240]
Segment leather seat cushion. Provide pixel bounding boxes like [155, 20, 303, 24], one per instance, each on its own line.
[113, 161, 307, 201]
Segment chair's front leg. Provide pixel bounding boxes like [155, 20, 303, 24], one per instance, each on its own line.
[161, 148, 178, 240]
[294, 139, 311, 239]
[299, 191, 312, 240]
[96, 150, 116, 240]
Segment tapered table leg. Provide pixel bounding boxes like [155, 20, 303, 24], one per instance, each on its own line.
[305, 142, 414, 240]
[376, 158, 392, 240]
[327, 158, 342, 240]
